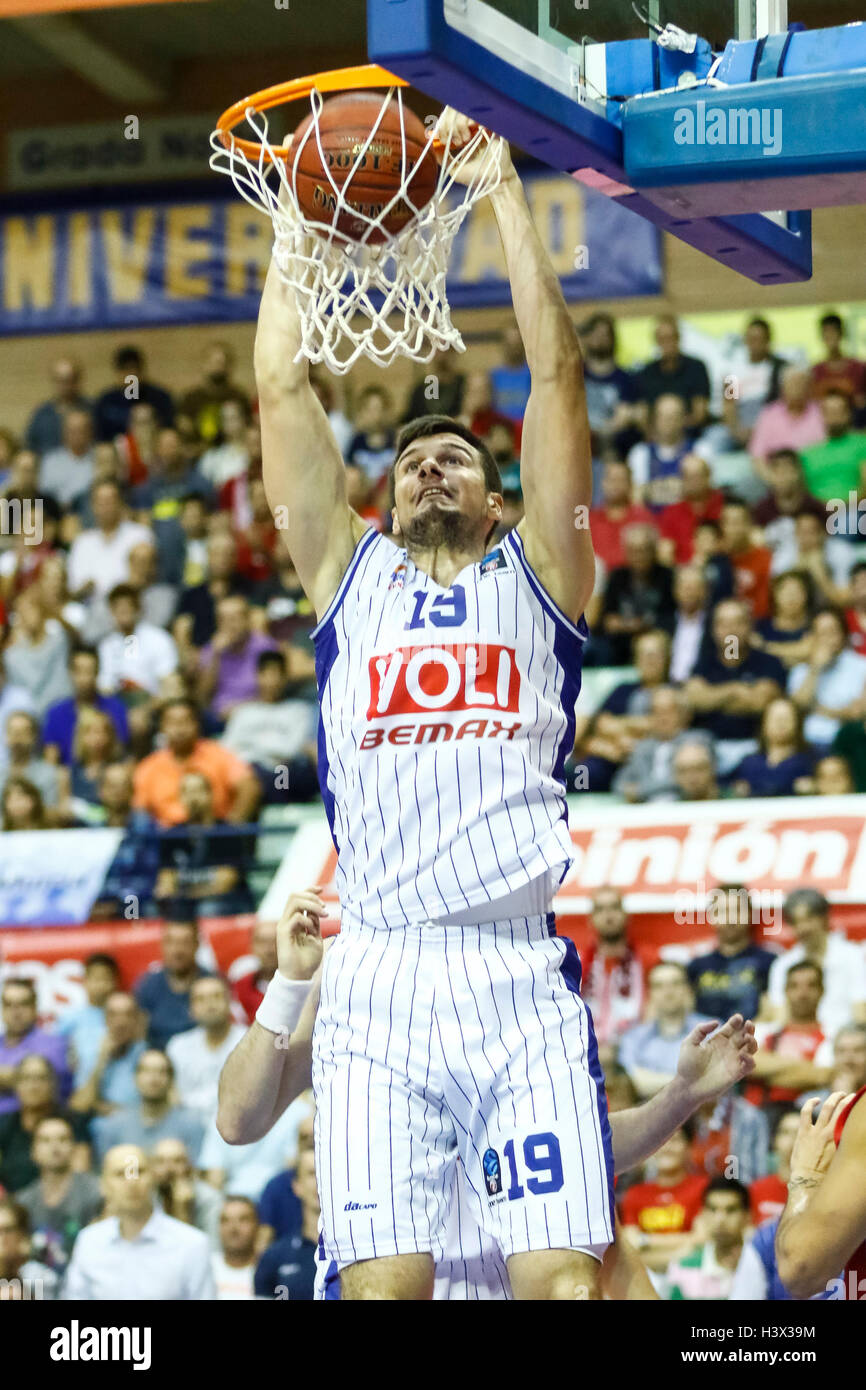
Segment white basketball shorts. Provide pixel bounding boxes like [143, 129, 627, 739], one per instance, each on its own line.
[312, 913, 615, 1269]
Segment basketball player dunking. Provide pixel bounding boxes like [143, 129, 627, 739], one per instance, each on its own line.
[251, 110, 623, 1300]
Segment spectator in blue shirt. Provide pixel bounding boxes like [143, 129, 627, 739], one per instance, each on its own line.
[69, 993, 147, 1117]
[133, 911, 212, 1051]
[254, 1144, 319, 1301]
[730, 697, 815, 798]
[24, 357, 89, 455]
[90, 764, 160, 920]
[685, 598, 786, 778]
[42, 646, 129, 766]
[618, 962, 715, 1098]
[90, 1049, 204, 1165]
[489, 318, 531, 424]
[687, 885, 777, 1023]
[55, 953, 120, 1089]
[93, 345, 174, 443]
[0, 979, 72, 1116]
[256, 1106, 315, 1247]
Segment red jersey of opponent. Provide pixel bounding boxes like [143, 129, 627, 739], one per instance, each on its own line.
[749, 1173, 788, 1225]
[833, 1085, 866, 1290]
[620, 1174, 709, 1233]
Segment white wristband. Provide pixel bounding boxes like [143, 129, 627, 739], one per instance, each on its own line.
[255, 972, 313, 1037]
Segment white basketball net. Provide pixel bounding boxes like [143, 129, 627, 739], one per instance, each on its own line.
[209, 86, 506, 373]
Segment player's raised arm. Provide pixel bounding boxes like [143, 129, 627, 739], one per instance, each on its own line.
[448, 116, 593, 624]
[255, 244, 370, 621]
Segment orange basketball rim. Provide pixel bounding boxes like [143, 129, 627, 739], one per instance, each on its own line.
[214, 63, 446, 164]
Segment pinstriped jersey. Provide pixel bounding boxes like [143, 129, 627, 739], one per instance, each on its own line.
[312, 525, 587, 929]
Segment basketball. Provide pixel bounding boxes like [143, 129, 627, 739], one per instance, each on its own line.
[290, 91, 439, 243]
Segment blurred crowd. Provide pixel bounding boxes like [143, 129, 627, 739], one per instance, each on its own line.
[0, 881, 864, 1299]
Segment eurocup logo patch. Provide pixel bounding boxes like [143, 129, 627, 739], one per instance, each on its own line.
[483, 1147, 502, 1196]
[388, 563, 407, 591]
[480, 548, 506, 576]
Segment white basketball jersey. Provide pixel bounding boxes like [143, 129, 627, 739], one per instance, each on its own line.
[312, 525, 587, 929]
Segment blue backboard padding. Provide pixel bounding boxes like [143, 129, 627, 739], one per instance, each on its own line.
[623, 70, 866, 187]
[367, 0, 812, 282]
[717, 21, 866, 84]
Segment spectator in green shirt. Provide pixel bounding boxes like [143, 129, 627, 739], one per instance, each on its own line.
[800, 391, 866, 504]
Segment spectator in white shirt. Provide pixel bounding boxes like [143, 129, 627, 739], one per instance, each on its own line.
[39, 408, 96, 508]
[669, 564, 711, 683]
[221, 650, 318, 803]
[166, 977, 246, 1124]
[66, 479, 152, 602]
[767, 888, 866, 1037]
[770, 510, 854, 604]
[789, 608, 866, 748]
[62, 1143, 215, 1300]
[0, 657, 35, 774]
[3, 589, 71, 715]
[212, 1196, 260, 1300]
[98, 584, 178, 699]
[198, 399, 252, 488]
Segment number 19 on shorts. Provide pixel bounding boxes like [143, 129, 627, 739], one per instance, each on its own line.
[482, 1132, 564, 1203]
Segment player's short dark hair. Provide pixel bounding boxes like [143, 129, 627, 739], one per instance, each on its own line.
[747, 316, 771, 337]
[703, 1176, 750, 1211]
[389, 415, 502, 508]
[820, 312, 844, 334]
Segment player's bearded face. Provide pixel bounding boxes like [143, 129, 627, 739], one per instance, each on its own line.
[403, 495, 481, 551]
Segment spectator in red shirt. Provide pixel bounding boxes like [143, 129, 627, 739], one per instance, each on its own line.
[845, 561, 866, 655]
[749, 1109, 800, 1225]
[620, 1127, 709, 1272]
[657, 454, 725, 564]
[720, 497, 772, 619]
[811, 312, 866, 412]
[745, 962, 833, 1117]
[580, 888, 651, 1049]
[589, 459, 655, 571]
[231, 920, 278, 1024]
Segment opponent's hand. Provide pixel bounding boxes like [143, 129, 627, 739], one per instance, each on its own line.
[675, 1013, 758, 1103]
[275, 885, 327, 981]
[433, 106, 514, 187]
[789, 1092, 852, 1185]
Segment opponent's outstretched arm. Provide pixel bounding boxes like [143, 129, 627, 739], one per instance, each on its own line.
[474, 132, 594, 624]
[217, 889, 326, 1144]
[776, 1091, 866, 1297]
[255, 251, 369, 620]
[609, 1015, 757, 1173]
